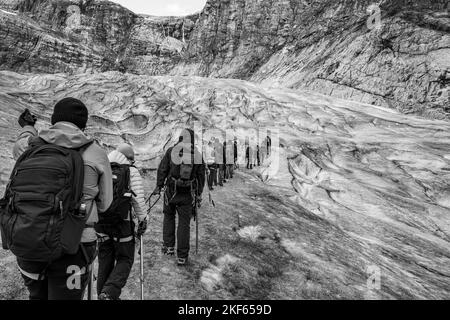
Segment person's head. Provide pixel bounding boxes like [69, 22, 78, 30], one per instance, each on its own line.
[51, 98, 88, 131]
[117, 143, 135, 163]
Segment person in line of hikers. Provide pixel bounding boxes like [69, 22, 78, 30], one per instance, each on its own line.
[223, 140, 229, 180]
[260, 139, 267, 165]
[256, 144, 261, 167]
[226, 139, 235, 179]
[4, 100, 113, 300]
[203, 139, 216, 191]
[214, 136, 225, 186]
[95, 144, 148, 300]
[266, 131, 272, 157]
[151, 129, 206, 266]
[233, 137, 238, 169]
[211, 138, 219, 187]
[245, 138, 254, 170]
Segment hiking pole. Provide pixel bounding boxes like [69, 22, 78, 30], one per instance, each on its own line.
[139, 235, 144, 300]
[194, 194, 199, 255]
[145, 194, 161, 214]
[87, 262, 94, 300]
[137, 193, 161, 301]
[196, 208, 199, 255]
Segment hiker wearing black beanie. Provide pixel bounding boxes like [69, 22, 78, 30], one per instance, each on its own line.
[10, 98, 113, 300]
[51, 97, 89, 130]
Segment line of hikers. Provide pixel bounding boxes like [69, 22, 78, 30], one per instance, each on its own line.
[0, 98, 272, 300]
[203, 134, 272, 184]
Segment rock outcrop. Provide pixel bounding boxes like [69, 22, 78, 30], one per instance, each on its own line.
[175, 0, 450, 118]
[0, 0, 198, 74]
[1, 0, 448, 118]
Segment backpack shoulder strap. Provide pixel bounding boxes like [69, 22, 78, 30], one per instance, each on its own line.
[77, 140, 95, 154]
[29, 137, 47, 148]
[124, 164, 132, 191]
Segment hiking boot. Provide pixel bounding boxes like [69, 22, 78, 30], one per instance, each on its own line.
[177, 258, 187, 266]
[162, 246, 175, 256]
[98, 292, 113, 300]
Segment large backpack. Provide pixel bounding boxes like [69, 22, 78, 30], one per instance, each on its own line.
[169, 146, 197, 190]
[0, 138, 89, 263]
[95, 163, 133, 237]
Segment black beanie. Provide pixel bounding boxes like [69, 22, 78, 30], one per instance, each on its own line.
[51, 98, 88, 130]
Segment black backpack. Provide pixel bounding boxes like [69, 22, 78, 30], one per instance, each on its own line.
[169, 146, 196, 189]
[95, 163, 133, 237]
[0, 138, 89, 263]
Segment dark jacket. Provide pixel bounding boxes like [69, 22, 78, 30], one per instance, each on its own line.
[156, 144, 206, 196]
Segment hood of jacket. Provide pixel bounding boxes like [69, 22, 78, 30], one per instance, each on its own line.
[108, 150, 130, 165]
[39, 122, 93, 149]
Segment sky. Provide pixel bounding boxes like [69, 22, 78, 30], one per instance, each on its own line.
[111, 0, 207, 16]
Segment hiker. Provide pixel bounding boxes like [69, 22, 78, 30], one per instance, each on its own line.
[252, 142, 259, 168]
[266, 134, 272, 156]
[214, 137, 225, 186]
[2, 100, 113, 300]
[226, 140, 234, 179]
[233, 137, 238, 169]
[223, 140, 229, 181]
[95, 144, 148, 300]
[256, 145, 261, 167]
[203, 139, 216, 191]
[245, 139, 253, 170]
[260, 139, 267, 165]
[152, 129, 206, 266]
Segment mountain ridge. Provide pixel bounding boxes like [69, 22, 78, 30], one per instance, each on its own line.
[0, 0, 448, 118]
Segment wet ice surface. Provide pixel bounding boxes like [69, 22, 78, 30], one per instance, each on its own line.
[0, 71, 449, 299]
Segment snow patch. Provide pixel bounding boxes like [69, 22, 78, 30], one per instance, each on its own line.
[281, 239, 304, 258]
[236, 226, 262, 242]
[0, 9, 16, 16]
[200, 254, 239, 292]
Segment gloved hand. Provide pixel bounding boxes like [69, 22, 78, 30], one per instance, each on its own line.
[152, 186, 162, 196]
[18, 109, 37, 128]
[136, 218, 148, 238]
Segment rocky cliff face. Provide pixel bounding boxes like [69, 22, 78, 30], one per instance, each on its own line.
[0, 0, 198, 74]
[175, 0, 450, 119]
[0, 0, 448, 118]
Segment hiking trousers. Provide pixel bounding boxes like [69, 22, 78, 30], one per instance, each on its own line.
[218, 164, 225, 184]
[213, 164, 218, 186]
[163, 189, 194, 259]
[18, 242, 97, 300]
[97, 239, 135, 300]
[207, 164, 217, 189]
[247, 159, 253, 169]
[227, 164, 234, 178]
